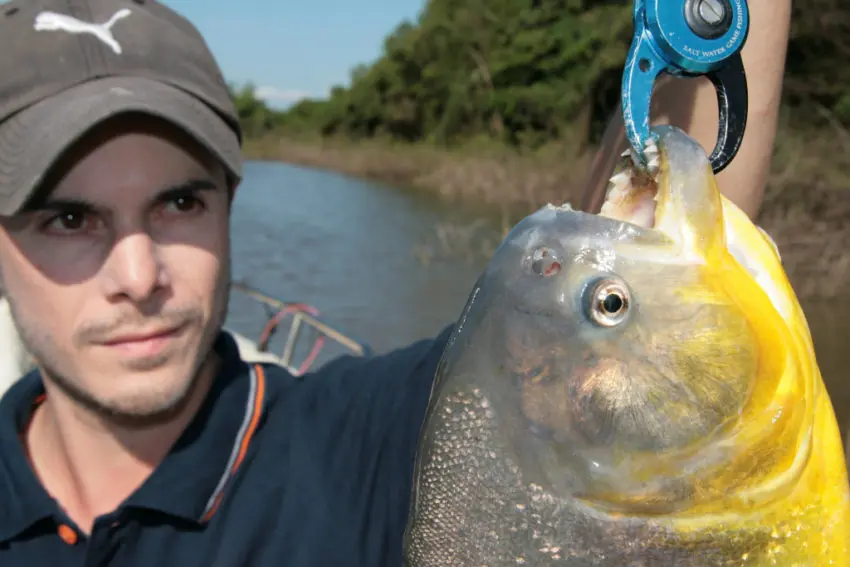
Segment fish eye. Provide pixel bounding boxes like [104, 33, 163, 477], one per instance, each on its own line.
[587, 278, 630, 327]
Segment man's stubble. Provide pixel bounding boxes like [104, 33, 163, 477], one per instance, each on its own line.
[0, 244, 232, 429]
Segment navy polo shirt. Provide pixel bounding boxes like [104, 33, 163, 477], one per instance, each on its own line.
[0, 326, 452, 566]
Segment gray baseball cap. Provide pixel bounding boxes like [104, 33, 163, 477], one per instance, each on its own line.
[0, 0, 243, 215]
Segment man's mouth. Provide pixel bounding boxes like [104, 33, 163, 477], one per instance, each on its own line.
[99, 323, 187, 357]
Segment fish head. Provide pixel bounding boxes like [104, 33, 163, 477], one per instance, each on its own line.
[405, 125, 849, 566]
[437, 125, 803, 513]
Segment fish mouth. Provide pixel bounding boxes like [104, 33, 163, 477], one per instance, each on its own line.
[597, 139, 661, 229]
[593, 127, 726, 261]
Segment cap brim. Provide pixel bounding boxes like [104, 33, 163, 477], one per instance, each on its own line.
[0, 76, 242, 215]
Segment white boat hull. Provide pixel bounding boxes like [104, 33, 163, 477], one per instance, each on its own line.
[0, 296, 31, 396]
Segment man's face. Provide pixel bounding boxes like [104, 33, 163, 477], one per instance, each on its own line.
[0, 115, 232, 424]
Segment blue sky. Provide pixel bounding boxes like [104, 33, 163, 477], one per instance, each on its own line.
[162, 0, 425, 108]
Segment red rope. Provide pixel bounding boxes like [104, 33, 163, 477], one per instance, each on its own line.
[257, 304, 325, 375]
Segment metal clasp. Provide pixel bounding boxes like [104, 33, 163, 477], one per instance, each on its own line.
[621, 0, 750, 173]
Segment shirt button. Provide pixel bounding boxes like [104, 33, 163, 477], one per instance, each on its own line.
[57, 523, 78, 545]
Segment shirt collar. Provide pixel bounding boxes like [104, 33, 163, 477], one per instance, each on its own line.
[0, 331, 268, 541]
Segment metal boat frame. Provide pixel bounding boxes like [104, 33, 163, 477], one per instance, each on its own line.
[231, 281, 373, 375]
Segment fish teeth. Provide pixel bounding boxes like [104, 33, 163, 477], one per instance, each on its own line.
[643, 138, 660, 174]
[602, 170, 631, 208]
[602, 137, 662, 215]
[618, 139, 661, 176]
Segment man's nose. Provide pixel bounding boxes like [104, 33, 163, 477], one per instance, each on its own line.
[100, 232, 169, 302]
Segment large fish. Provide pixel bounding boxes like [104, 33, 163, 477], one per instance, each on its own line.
[403, 125, 850, 565]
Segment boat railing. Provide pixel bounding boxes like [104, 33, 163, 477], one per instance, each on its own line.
[231, 281, 373, 375]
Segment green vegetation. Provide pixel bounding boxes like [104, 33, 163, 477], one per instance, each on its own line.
[228, 0, 850, 298]
[233, 0, 848, 148]
[273, 0, 633, 149]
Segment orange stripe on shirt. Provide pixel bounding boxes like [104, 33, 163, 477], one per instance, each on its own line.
[201, 364, 266, 522]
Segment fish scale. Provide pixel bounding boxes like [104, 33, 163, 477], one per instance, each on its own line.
[405, 388, 780, 566]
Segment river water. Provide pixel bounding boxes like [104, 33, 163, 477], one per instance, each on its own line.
[223, 161, 496, 357]
[223, 160, 850, 441]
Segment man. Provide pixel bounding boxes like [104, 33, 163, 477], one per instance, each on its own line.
[0, 0, 789, 565]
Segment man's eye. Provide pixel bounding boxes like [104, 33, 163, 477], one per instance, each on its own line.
[41, 211, 99, 235]
[162, 194, 205, 214]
